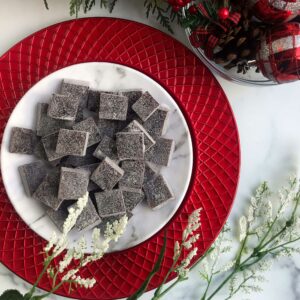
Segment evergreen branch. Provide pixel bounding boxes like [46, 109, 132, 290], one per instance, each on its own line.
[100, 0, 108, 9]
[43, 0, 49, 10]
[109, 0, 118, 13]
[144, 0, 174, 34]
[144, 0, 152, 18]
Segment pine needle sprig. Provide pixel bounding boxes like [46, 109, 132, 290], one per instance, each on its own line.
[85, 0, 96, 12]
[43, 0, 49, 10]
[144, 0, 174, 34]
[109, 0, 118, 13]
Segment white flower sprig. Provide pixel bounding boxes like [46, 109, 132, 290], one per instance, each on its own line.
[23, 192, 128, 299]
[151, 208, 202, 299]
[194, 176, 300, 300]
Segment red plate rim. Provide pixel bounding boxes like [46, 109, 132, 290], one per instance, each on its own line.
[0, 17, 240, 299]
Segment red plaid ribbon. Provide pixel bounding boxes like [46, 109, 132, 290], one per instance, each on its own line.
[190, 7, 241, 58]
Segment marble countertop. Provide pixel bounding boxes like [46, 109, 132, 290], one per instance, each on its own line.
[1, 1, 300, 300]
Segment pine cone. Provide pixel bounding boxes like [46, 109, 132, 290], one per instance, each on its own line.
[212, 8, 266, 72]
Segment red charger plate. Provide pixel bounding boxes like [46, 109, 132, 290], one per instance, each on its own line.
[0, 18, 240, 299]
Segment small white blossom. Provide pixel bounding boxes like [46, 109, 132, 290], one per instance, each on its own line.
[239, 216, 247, 241]
[183, 208, 202, 240]
[44, 232, 57, 253]
[173, 241, 180, 260]
[219, 260, 236, 273]
[104, 215, 128, 241]
[201, 257, 209, 275]
[62, 193, 89, 235]
[59, 249, 74, 273]
[73, 276, 96, 288]
[176, 266, 188, 278]
[73, 236, 87, 260]
[52, 192, 89, 257]
[181, 247, 198, 268]
[247, 205, 254, 224]
[62, 268, 79, 281]
[183, 234, 200, 249]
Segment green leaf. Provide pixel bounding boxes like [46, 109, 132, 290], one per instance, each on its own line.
[127, 230, 167, 300]
[0, 290, 24, 300]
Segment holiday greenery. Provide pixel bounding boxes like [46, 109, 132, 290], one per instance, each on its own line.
[43, 0, 300, 82]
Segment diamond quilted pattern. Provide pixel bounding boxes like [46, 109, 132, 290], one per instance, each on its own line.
[0, 18, 240, 299]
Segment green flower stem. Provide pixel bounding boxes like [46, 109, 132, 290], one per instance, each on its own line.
[202, 194, 300, 300]
[224, 274, 255, 300]
[200, 272, 213, 300]
[203, 271, 236, 300]
[153, 244, 183, 298]
[235, 233, 249, 267]
[267, 236, 300, 253]
[153, 276, 188, 300]
[31, 280, 74, 300]
[152, 246, 214, 300]
[52, 270, 59, 289]
[259, 195, 299, 251]
[24, 255, 53, 299]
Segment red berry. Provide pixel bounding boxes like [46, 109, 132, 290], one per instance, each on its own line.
[188, 5, 198, 15]
[172, 4, 181, 12]
[168, 0, 176, 4]
[176, 0, 186, 6]
[218, 7, 230, 20]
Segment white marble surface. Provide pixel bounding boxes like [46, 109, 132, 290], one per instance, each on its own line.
[1, 62, 192, 252]
[0, 1, 300, 300]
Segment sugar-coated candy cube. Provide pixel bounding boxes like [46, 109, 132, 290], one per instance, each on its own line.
[99, 93, 128, 121]
[33, 169, 63, 210]
[143, 162, 159, 185]
[76, 163, 100, 192]
[63, 144, 99, 167]
[72, 117, 101, 147]
[48, 93, 80, 121]
[19, 161, 48, 196]
[91, 157, 124, 190]
[143, 174, 174, 210]
[61, 79, 89, 121]
[93, 135, 118, 161]
[95, 190, 126, 218]
[122, 188, 144, 213]
[142, 107, 169, 138]
[132, 91, 159, 121]
[58, 167, 89, 200]
[56, 129, 89, 156]
[34, 138, 47, 160]
[41, 132, 65, 162]
[87, 89, 100, 112]
[36, 103, 73, 137]
[120, 89, 143, 119]
[87, 90, 119, 112]
[97, 119, 120, 139]
[9, 127, 37, 155]
[123, 120, 155, 151]
[116, 132, 144, 161]
[145, 138, 174, 166]
[119, 160, 145, 191]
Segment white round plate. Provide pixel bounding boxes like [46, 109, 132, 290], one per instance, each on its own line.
[1, 62, 193, 252]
